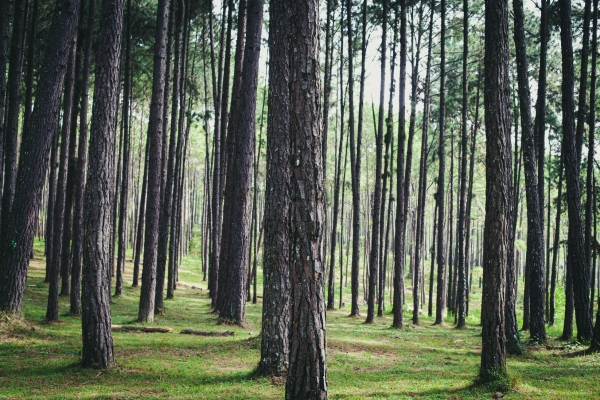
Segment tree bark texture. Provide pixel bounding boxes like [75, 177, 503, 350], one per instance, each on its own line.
[559, 0, 594, 343]
[0, 0, 80, 315]
[479, 0, 511, 383]
[285, 0, 327, 395]
[259, 0, 291, 375]
[81, 0, 124, 368]
[138, 0, 170, 323]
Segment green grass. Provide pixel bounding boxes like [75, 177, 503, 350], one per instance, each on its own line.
[1, 240, 599, 399]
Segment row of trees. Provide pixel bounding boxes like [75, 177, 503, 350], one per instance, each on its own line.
[1, 0, 600, 395]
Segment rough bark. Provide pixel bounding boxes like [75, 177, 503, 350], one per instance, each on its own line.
[479, 0, 511, 384]
[138, 0, 170, 323]
[0, 0, 13, 227]
[0, 0, 80, 315]
[559, 0, 594, 343]
[512, 0, 546, 344]
[285, 0, 327, 395]
[258, 0, 291, 375]
[81, 0, 123, 368]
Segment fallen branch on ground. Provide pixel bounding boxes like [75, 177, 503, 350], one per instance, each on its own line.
[180, 329, 234, 336]
[111, 325, 172, 333]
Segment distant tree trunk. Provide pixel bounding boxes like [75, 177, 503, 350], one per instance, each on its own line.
[133, 144, 149, 288]
[455, 0, 468, 329]
[155, 0, 185, 314]
[138, 0, 170, 323]
[428, 202, 438, 317]
[47, 44, 76, 321]
[479, 0, 511, 384]
[71, 0, 96, 316]
[258, 0, 290, 374]
[115, 0, 133, 298]
[285, 0, 327, 394]
[347, 0, 364, 318]
[559, 0, 594, 343]
[513, 0, 546, 344]
[576, 0, 592, 163]
[22, 0, 40, 147]
[217, 0, 262, 324]
[434, 0, 447, 325]
[45, 134, 59, 283]
[81, 0, 123, 368]
[366, 0, 387, 324]
[0, 0, 80, 316]
[551, 158, 563, 327]
[1, 0, 27, 232]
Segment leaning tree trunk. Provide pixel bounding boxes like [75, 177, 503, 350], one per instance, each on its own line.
[258, 0, 291, 374]
[479, 0, 512, 385]
[0, 0, 80, 316]
[81, 0, 123, 368]
[559, 0, 594, 343]
[138, 0, 170, 323]
[1, 0, 27, 233]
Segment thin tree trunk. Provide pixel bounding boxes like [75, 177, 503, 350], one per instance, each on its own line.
[559, 0, 594, 342]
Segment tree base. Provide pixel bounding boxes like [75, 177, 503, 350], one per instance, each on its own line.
[476, 368, 511, 393]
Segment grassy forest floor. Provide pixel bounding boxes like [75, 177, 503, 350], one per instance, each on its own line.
[1, 240, 600, 399]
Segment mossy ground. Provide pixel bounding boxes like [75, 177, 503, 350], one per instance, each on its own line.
[1, 240, 599, 399]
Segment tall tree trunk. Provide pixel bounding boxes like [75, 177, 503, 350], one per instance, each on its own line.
[0, 0, 80, 316]
[512, 0, 546, 344]
[479, 0, 511, 384]
[81, 0, 123, 368]
[133, 144, 149, 288]
[45, 134, 59, 283]
[115, 0, 133, 297]
[71, 0, 96, 315]
[415, 2, 434, 324]
[559, 0, 594, 343]
[366, 0, 387, 324]
[0, 0, 13, 226]
[258, 0, 290, 374]
[47, 43, 77, 321]
[138, 0, 170, 323]
[217, 0, 262, 324]
[0, 0, 27, 232]
[434, 0, 447, 325]
[285, 0, 326, 393]
[455, 0, 468, 329]
[155, 0, 185, 314]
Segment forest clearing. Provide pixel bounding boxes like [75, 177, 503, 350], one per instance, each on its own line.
[1, 242, 599, 399]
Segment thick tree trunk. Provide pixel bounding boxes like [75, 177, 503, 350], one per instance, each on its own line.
[258, 0, 290, 374]
[0, 0, 13, 227]
[81, 0, 123, 368]
[285, 0, 327, 394]
[138, 0, 170, 323]
[217, 0, 262, 324]
[559, 0, 594, 343]
[479, 0, 511, 384]
[0, 0, 80, 316]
